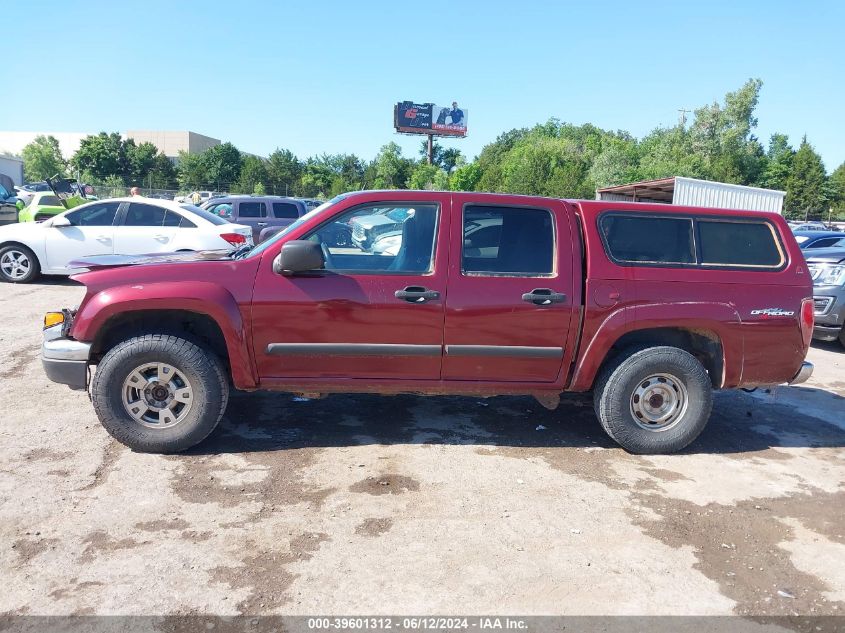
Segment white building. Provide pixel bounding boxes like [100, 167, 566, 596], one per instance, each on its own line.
[0, 154, 24, 186]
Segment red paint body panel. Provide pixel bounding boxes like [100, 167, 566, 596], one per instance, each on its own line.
[61, 191, 812, 397]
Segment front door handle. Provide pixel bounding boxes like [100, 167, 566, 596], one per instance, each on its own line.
[96, 235, 111, 243]
[522, 288, 566, 305]
[395, 286, 440, 303]
[257, 222, 268, 227]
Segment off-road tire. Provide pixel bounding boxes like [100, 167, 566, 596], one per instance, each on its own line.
[91, 334, 229, 453]
[0, 244, 41, 283]
[593, 345, 713, 454]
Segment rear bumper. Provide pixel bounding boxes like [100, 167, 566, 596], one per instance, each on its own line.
[812, 324, 842, 341]
[788, 361, 814, 386]
[42, 335, 91, 391]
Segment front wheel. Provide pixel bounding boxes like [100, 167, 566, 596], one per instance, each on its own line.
[91, 334, 229, 453]
[593, 346, 713, 454]
[0, 244, 41, 283]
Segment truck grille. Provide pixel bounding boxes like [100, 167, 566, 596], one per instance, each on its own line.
[813, 296, 834, 315]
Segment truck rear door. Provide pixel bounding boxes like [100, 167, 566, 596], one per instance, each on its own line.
[442, 195, 579, 383]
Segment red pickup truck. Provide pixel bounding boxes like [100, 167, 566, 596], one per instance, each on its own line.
[40, 191, 814, 455]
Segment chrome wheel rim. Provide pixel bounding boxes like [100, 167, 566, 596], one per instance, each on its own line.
[1, 250, 31, 280]
[121, 363, 194, 429]
[630, 373, 688, 431]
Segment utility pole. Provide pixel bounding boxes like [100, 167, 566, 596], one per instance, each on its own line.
[678, 109, 692, 127]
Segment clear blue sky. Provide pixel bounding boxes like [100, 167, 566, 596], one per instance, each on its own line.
[4, 0, 844, 170]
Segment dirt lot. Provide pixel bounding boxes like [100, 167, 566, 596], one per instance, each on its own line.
[1, 279, 843, 619]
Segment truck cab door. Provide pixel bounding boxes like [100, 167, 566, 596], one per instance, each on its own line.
[442, 195, 579, 383]
[250, 194, 451, 381]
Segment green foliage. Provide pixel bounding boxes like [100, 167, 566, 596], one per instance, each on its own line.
[449, 162, 482, 191]
[266, 149, 302, 196]
[407, 163, 443, 190]
[124, 141, 159, 185]
[176, 151, 206, 189]
[760, 133, 795, 191]
[253, 181, 266, 195]
[202, 143, 242, 188]
[21, 135, 66, 181]
[785, 137, 829, 218]
[829, 162, 845, 216]
[149, 154, 177, 189]
[234, 155, 269, 194]
[71, 132, 126, 182]
[373, 142, 412, 189]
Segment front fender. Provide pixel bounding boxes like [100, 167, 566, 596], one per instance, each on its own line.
[569, 301, 743, 391]
[71, 280, 256, 389]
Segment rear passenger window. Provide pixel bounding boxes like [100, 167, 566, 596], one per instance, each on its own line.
[238, 202, 266, 218]
[272, 202, 300, 219]
[601, 215, 695, 265]
[462, 206, 554, 276]
[698, 221, 783, 268]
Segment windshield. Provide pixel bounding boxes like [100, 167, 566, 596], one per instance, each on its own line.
[245, 194, 350, 259]
[180, 204, 229, 226]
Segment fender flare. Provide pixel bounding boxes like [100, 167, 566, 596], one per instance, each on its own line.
[569, 301, 743, 391]
[72, 281, 257, 389]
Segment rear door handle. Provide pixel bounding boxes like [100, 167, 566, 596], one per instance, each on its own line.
[153, 234, 169, 242]
[395, 286, 440, 303]
[96, 235, 111, 243]
[257, 222, 268, 227]
[522, 288, 566, 305]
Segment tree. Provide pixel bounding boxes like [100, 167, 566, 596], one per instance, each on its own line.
[688, 78, 766, 184]
[235, 155, 269, 193]
[829, 162, 845, 216]
[202, 143, 242, 190]
[785, 136, 828, 218]
[149, 154, 177, 189]
[373, 142, 411, 189]
[760, 133, 795, 191]
[176, 151, 207, 189]
[70, 132, 127, 181]
[407, 163, 442, 190]
[124, 141, 160, 185]
[450, 162, 481, 191]
[300, 155, 336, 198]
[21, 135, 66, 181]
[266, 148, 302, 195]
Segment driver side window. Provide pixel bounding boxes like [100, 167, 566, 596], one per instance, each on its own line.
[65, 202, 120, 226]
[303, 203, 439, 274]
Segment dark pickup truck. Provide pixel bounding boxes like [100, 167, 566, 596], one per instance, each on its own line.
[41, 191, 814, 455]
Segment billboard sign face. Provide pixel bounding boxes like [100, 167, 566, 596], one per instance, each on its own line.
[395, 101, 467, 137]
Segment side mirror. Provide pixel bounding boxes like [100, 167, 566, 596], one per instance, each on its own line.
[273, 240, 325, 275]
[51, 215, 71, 227]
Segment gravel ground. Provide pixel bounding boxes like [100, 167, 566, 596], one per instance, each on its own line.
[0, 278, 843, 622]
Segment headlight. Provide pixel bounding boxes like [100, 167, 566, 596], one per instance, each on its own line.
[815, 265, 845, 286]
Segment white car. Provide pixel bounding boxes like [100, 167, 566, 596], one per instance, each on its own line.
[0, 197, 252, 283]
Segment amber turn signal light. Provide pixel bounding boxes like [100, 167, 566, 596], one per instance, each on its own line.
[44, 312, 65, 329]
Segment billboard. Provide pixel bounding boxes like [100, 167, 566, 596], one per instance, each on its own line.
[395, 101, 467, 137]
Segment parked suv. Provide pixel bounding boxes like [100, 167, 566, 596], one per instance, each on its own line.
[40, 191, 813, 456]
[204, 195, 352, 246]
[806, 246, 845, 346]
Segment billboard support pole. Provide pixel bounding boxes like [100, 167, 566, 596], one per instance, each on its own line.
[426, 134, 434, 165]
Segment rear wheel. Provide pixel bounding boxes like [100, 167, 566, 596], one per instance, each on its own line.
[593, 346, 713, 454]
[91, 334, 229, 453]
[0, 244, 40, 283]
